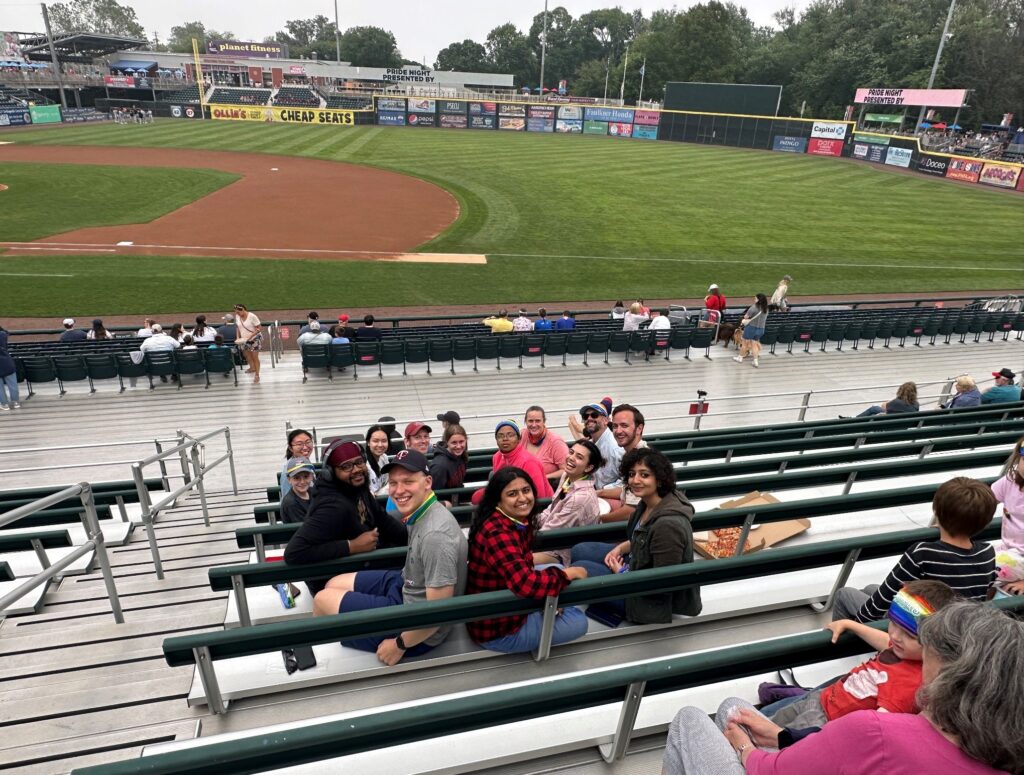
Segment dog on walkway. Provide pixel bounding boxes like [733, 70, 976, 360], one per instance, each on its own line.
[716, 322, 743, 348]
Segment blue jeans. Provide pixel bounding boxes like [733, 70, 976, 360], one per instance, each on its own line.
[857, 405, 884, 417]
[337, 569, 434, 656]
[571, 541, 616, 565]
[571, 559, 627, 618]
[759, 690, 809, 717]
[480, 606, 588, 654]
[0, 372, 18, 405]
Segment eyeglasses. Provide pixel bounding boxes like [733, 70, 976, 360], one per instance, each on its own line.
[582, 411, 602, 420]
[291, 439, 314, 449]
[495, 433, 519, 442]
[336, 457, 367, 473]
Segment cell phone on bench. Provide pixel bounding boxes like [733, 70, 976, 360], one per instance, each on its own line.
[585, 602, 624, 628]
[282, 646, 318, 674]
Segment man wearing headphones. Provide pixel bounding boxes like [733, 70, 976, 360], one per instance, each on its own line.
[309, 449, 468, 666]
[284, 441, 407, 597]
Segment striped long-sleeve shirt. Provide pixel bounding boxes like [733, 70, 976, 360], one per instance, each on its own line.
[854, 540, 996, 623]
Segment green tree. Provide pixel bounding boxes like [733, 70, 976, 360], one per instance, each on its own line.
[527, 6, 576, 86]
[485, 22, 536, 87]
[164, 21, 234, 54]
[435, 40, 489, 72]
[48, 0, 145, 38]
[338, 26, 403, 67]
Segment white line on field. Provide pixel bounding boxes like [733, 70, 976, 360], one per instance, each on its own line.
[0, 272, 76, 277]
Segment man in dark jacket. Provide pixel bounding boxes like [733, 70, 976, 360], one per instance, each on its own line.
[284, 441, 406, 596]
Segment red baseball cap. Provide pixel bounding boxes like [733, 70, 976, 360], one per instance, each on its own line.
[404, 421, 432, 438]
[338, 314, 350, 323]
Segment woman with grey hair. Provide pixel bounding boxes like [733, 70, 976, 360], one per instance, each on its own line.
[943, 375, 982, 409]
[661, 600, 1024, 774]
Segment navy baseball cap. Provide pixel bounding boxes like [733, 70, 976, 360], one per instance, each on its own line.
[382, 449, 429, 475]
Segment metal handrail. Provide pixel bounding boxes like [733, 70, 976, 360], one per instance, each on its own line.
[0, 436, 181, 484]
[131, 427, 239, 579]
[0, 483, 123, 623]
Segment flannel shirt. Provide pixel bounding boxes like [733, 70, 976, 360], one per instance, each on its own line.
[467, 513, 569, 643]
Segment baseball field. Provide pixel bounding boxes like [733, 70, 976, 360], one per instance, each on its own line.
[1, 120, 1022, 316]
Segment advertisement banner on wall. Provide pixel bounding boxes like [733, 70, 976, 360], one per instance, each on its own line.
[469, 101, 497, 116]
[104, 75, 136, 87]
[810, 121, 848, 140]
[607, 121, 633, 137]
[275, 107, 355, 125]
[632, 124, 658, 139]
[377, 111, 406, 126]
[945, 158, 984, 183]
[555, 118, 582, 133]
[208, 39, 287, 58]
[807, 138, 844, 156]
[852, 133, 890, 145]
[407, 99, 435, 114]
[916, 154, 949, 177]
[633, 109, 661, 126]
[498, 116, 525, 131]
[377, 97, 406, 112]
[558, 105, 582, 120]
[439, 114, 467, 129]
[853, 143, 869, 159]
[0, 106, 31, 126]
[865, 144, 886, 163]
[498, 103, 526, 116]
[526, 117, 554, 132]
[583, 120, 607, 135]
[62, 107, 109, 123]
[979, 162, 1021, 189]
[772, 135, 807, 153]
[29, 105, 62, 124]
[528, 105, 556, 119]
[469, 115, 496, 129]
[169, 104, 201, 119]
[288, 65, 306, 75]
[585, 107, 634, 123]
[407, 112, 435, 126]
[1018, 174, 1024, 193]
[439, 100, 465, 115]
[884, 147, 913, 168]
[854, 88, 967, 108]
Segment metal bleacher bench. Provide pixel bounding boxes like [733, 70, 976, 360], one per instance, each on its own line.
[74, 597, 1024, 775]
[174, 510, 1004, 712]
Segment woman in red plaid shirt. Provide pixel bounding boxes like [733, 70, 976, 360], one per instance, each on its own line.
[467, 467, 590, 653]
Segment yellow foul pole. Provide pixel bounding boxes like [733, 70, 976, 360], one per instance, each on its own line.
[192, 38, 207, 107]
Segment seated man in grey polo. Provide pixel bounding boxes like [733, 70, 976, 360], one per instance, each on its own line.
[314, 450, 468, 666]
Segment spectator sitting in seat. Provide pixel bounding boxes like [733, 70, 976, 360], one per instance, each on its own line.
[281, 456, 315, 524]
[622, 302, 649, 332]
[284, 441, 408, 598]
[436, 410, 460, 432]
[596, 404, 648, 521]
[404, 421, 433, 455]
[467, 467, 589, 654]
[831, 477, 997, 622]
[942, 374, 982, 409]
[533, 439, 603, 566]
[649, 309, 672, 331]
[763, 580, 956, 727]
[59, 318, 87, 342]
[297, 320, 331, 347]
[217, 313, 237, 344]
[139, 324, 180, 353]
[534, 308, 553, 331]
[429, 423, 469, 503]
[327, 325, 349, 345]
[483, 309, 513, 333]
[306, 449, 466, 666]
[136, 318, 155, 338]
[87, 318, 113, 340]
[981, 368, 1019, 404]
[512, 308, 535, 332]
[378, 416, 404, 455]
[168, 323, 185, 343]
[356, 314, 384, 340]
[610, 300, 626, 319]
[991, 435, 1024, 597]
[705, 284, 727, 314]
[555, 310, 576, 331]
[663, 599, 1022, 775]
[471, 420, 554, 506]
[298, 311, 319, 337]
[190, 315, 217, 343]
[576, 402, 623, 490]
[280, 429, 314, 499]
[570, 447, 702, 625]
[854, 381, 919, 417]
[521, 405, 569, 484]
[336, 314, 357, 340]
[180, 335, 197, 350]
[365, 424, 391, 495]
[209, 335, 226, 348]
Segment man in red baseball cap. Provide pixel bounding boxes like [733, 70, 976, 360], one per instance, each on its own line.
[404, 421, 432, 455]
[982, 368, 1020, 404]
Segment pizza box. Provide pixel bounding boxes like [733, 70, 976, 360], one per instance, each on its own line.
[693, 491, 811, 559]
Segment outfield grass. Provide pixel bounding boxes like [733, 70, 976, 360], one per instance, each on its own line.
[2, 121, 1022, 316]
[0, 161, 238, 242]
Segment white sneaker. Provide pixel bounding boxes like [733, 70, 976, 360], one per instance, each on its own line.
[0, 404, 8, 411]
[12, 402, 20, 408]
[752, 358, 759, 368]
[732, 356, 744, 363]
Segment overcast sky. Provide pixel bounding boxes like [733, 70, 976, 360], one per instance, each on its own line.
[6, 1, 811, 64]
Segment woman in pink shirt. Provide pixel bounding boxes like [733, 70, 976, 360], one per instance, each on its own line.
[470, 420, 554, 506]
[533, 439, 603, 566]
[520, 405, 570, 484]
[662, 601, 1023, 775]
[991, 436, 1024, 595]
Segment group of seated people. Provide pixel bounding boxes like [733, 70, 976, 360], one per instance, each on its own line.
[482, 308, 579, 333]
[295, 311, 384, 347]
[848, 368, 1022, 417]
[271, 393, 1024, 688]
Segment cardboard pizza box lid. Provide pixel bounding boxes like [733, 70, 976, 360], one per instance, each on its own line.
[694, 491, 811, 559]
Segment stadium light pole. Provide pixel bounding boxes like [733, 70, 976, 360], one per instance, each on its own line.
[40, 3, 68, 110]
[333, 0, 341, 63]
[917, 0, 956, 128]
[538, 0, 548, 98]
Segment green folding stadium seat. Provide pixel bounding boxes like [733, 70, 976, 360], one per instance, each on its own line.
[329, 344, 357, 379]
[564, 332, 589, 365]
[83, 353, 119, 392]
[51, 355, 89, 395]
[114, 353, 147, 391]
[542, 333, 568, 367]
[301, 344, 331, 382]
[607, 331, 631, 362]
[668, 328, 692, 360]
[523, 334, 545, 365]
[144, 352, 176, 389]
[203, 348, 238, 385]
[354, 341, 381, 375]
[452, 338, 478, 373]
[173, 349, 208, 389]
[427, 339, 454, 375]
[586, 331, 611, 365]
[690, 328, 714, 358]
[21, 356, 58, 397]
[403, 339, 429, 374]
[379, 340, 406, 375]
[496, 335, 523, 370]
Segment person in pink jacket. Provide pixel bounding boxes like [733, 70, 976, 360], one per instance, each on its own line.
[533, 439, 604, 566]
[470, 420, 555, 506]
[991, 435, 1024, 596]
[661, 601, 1023, 775]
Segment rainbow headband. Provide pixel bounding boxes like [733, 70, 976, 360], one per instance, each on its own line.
[887, 589, 935, 636]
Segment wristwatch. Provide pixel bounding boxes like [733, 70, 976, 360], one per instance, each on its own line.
[735, 743, 750, 755]
[394, 634, 408, 651]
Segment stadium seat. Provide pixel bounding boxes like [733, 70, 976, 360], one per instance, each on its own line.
[496, 335, 523, 370]
[202, 348, 238, 385]
[52, 355, 90, 395]
[83, 353, 119, 392]
[402, 339, 429, 374]
[586, 331, 611, 365]
[427, 339, 455, 375]
[379, 340, 407, 375]
[329, 344, 357, 379]
[20, 356, 58, 397]
[114, 353, 147, 391]
[173, 350, 208, 388]
[452, 338, 478, 373]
